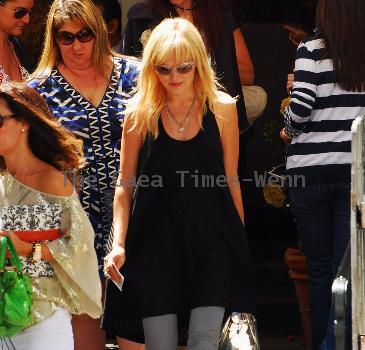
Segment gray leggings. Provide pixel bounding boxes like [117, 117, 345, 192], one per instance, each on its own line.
[142, 306, 225, 350]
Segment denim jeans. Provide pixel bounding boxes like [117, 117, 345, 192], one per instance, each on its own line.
[289, 183, 350, 350]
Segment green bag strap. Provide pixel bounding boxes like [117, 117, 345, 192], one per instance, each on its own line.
[0, 236, 23, 272]
[0, 236, 7, 270]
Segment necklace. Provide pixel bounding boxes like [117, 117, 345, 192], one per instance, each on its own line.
[173, 3, 196, 20]
[173, 3, 196, 11]
[165, 97, 195, 134]
[165, 98, 195, 139]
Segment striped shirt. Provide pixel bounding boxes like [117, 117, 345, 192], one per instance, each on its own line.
[284, 36, 365, 184]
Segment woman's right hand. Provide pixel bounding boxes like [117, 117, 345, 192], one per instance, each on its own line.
[287, 73, 294, 94]
[103, 246, 126, 282]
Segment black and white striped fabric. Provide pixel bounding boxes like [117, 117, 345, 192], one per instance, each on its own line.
[284, 36, 365, 184]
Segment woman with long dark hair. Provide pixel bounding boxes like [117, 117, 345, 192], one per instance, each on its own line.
[280, 0, 365, 348]
[0, 83, 101, 350]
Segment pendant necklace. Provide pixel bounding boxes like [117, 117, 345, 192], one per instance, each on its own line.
[165, 97, 195, 134]
[165, 97, 196, 139]
[173, 3, 196, 20]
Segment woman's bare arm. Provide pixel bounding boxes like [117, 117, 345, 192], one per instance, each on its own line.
[233, 28, 254, 86]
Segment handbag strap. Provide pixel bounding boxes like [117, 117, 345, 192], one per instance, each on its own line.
[0, 236, 23, 272]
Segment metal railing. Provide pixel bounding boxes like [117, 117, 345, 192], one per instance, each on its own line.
[333, 116, 365, 350]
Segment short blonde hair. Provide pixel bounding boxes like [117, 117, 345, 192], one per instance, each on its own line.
[32, 0, 112, 79]
[126, 18, 224, 138]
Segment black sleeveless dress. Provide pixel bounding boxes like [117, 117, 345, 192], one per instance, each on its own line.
[102, 109, 255, 334]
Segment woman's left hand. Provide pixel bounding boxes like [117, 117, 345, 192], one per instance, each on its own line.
[0, 231, 33, 257]
[280, 128, 292, 145]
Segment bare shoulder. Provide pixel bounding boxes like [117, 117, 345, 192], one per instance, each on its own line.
[38, 168, 74, 197]
[213, 91, 237, 121]
[213, 91, 237, 115]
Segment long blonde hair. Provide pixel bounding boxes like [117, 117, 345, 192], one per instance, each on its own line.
[32, 0, 112, 79]
[126, 18, 224, 139]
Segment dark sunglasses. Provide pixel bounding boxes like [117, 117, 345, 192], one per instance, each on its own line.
[154, 62, 195, 75]
[0, 114, 16, 128]
[14, 7, 33, 19]
[55, 28, 95, 45]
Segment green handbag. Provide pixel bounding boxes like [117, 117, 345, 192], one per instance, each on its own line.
[0, 236, 33, 338]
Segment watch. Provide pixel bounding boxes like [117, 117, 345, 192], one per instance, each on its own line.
[32, 243, 42, 263]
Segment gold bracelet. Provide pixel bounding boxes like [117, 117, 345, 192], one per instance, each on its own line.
[282, 129, 292, 139]
[32, 243, 42, 263]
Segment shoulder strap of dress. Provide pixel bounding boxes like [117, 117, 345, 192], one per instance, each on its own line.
[136, 132, 152, 177]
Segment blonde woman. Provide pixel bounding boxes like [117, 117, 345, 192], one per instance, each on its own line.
[103, 18, 255, 350]
[0, 83, 101, 350]
[28, 0, 139, 349]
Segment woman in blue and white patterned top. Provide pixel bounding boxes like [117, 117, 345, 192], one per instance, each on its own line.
[29, 0, 138, 272]
[28, 0, 139, 349]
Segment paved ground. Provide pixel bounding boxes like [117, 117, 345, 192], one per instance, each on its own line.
[260, 333, 306, 350]
[106, 333, 306, 350]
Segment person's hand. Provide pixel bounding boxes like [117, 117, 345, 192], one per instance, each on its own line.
[282, 24, 309, 47]
[0, 231, 32, 257]
[280, 128, 292, 145]
[287, 73, 294, 94]
[103, 246, 126, 283]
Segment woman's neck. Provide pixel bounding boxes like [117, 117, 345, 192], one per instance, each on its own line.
[60, 63, 95, 77]
[5, 148, 46, 179]
[0, 31, 10, 48]
[172, 1, 193, 11]
[165, 91, 195, 106]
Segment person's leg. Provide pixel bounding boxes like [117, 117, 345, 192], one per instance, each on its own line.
[117, 337, 145, 350]
[12, 307, 74, 350]
[322, 183, 351, 350]
[72, 314, 106, 350]
[142, 314, 178, 350]
[187, 306, 225, 350]
[72, 279, 106, 350]
[331, 183, 350, 279]
[72, 278, 106, 350]
[289, 185, 333, 350]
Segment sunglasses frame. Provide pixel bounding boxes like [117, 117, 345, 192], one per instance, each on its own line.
[0, 114, 17, 128]
[13, 7, 33, 19]
[154, 62, 195, 75]
[55, 28, 95, 46]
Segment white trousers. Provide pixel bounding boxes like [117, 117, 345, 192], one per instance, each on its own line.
[11, 307, 74, 350]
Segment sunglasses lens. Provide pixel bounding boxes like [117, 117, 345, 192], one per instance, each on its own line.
[55, 31, 74, 45]
[155, 66, 172, 75]
[14, 8, 28, 19]
[177, 63, 194, 74]
[77, 29, 94, 43]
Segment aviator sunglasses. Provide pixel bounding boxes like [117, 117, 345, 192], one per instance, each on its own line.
[154, 62, 195, 75]
[55, 28, 95, 45]
[0, 114, 16, 128]
[13, 7, 33, 19]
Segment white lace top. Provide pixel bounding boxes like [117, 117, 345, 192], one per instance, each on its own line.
[0, 42, 29, 84]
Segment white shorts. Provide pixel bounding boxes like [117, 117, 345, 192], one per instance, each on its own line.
[11, 307, 74, 350]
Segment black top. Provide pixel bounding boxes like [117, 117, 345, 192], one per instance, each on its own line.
[102, 108, 255, 335]
[122, 1, 249, 131]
